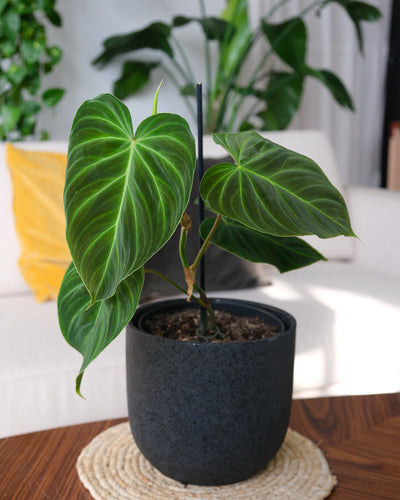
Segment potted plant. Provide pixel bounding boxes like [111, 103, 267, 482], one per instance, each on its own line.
[58, 89, 354, 486]
[93, 0, 381, 133]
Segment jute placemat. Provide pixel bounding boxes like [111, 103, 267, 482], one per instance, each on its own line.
[77, 423, 337, 500]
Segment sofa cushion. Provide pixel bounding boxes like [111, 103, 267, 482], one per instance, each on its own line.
[1, 260, 399, 437]
[0, 141, 68, 297]
[6, 144, 70, 301]
[210, 261, 400, 398]
[0, 292, 127, 438]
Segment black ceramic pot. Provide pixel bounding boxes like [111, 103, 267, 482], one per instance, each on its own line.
[126, 298, 296, 486]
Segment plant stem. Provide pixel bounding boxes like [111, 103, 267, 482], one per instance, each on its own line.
[160, 64, 197, 120]
[179, 226, 190, 268]
[191, 213, 222, 271]
[170, 34, 196, 83]
[144, 269, 209, 308]
[227, 0, 324, 130]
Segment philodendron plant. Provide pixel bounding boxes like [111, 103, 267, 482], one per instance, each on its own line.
[58, 92, 355, 395]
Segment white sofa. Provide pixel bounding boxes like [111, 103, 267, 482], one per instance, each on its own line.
[1, 131, 400, 439]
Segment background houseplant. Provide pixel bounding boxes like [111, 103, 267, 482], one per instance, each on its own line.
[0, 0, 64, 140]
[93, 0, 381, 134]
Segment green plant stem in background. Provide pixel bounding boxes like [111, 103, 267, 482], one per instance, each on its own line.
[0, 0, 65, 140]
[93, 0, 381, 134]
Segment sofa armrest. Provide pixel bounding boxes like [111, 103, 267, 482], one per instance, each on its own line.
[346, 185, 400, 276]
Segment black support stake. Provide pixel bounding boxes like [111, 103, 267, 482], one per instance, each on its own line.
[197, 83, 207, 333]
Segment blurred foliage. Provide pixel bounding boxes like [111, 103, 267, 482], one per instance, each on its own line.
[93, 0, 381, 133]
[0, 0, 65, 140]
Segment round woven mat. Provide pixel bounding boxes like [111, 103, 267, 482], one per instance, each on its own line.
[77, 423, 337, 500]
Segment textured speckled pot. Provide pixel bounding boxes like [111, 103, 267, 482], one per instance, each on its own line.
[126, 298, 296, 486]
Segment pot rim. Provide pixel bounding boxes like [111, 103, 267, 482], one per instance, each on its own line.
[128, 297, 296, 347]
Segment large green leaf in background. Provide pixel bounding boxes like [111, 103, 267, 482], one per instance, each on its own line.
[200, 131, 355, 239]
[113, 60, 160, 99]
[262, 17, 307, 70]
[172, 15, 232, 42]
[324, 0, 382, 53]
[219, 0, 253, 79]
[200, 217, 326, 272]
[248, 72, 304, 131]
[58, 263, 144, 396]
[93, 22, 173, 66]
[304, 67, 354, 110]
[65, 93, 196, 303]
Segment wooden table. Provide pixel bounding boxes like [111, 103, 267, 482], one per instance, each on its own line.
[0, 393, 399, 499]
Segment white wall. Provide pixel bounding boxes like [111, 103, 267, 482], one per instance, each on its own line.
[38, 0, 224, 138]
[39, 0, 390, 186]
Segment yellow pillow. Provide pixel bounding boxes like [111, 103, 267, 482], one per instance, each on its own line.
[6, 144, 71, 302]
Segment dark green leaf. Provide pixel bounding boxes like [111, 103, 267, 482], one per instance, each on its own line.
[200, 17, 234, 42]
[200, 217, 326, 272]
[113, 60, 159, 100]
[200, 131, 355, 238]
[241, 71, 304, 130]
[3, 9, 21, 42]
[238, 120, 253, 131]
[323, 1, 381, 53]
[180, 82, 196, 96]
[21, 38, 46, 64]
[305, 67, 354, 110]
[5, 64, 28, 86]
[21, 99, 41, 115]
[172, 16, 191, 28]
[65, 93, 196, 303]
[46, 45, 63, 65]
[19, 113, 36, 136]
[172, 15, 232, 42]
[1, 103, 21, 133]
[93, 22, 173, 66]
[0, 0, 8, 15]
[24, 70, 41, 94]
[15, 0, 34, 14]
[0, 40, 16, 57]
[58, 262, 144, 396]
[45, 9, 62, 27]
[42, 87, 65, 106]
[262, 17, 307, 69]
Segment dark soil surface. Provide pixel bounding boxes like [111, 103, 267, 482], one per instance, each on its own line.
[141, 308, 279, 342]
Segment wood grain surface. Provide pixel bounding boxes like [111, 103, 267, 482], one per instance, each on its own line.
[0, 393, 399, 499]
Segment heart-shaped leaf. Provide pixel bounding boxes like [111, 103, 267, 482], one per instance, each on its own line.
[58, 262, 144, 396]
[65, 93, 196, 303]
[200, 217, 326, 272]
[200, 131, 355, 239]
